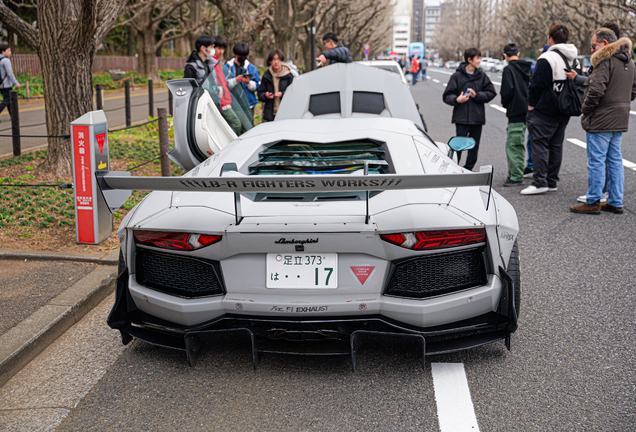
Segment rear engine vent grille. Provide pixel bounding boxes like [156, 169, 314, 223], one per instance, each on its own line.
[385, 247, 487, 299]
[249, 140, 389, 175]
[135, 248, 224, 298]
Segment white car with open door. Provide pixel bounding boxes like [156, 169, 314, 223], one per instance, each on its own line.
[100, 63, 520, 369]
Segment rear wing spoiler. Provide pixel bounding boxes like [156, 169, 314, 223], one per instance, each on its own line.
[96, 164, 494, 225]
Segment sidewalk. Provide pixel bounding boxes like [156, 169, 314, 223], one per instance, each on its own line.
[0, 249, 119, 387]
[0, 86, 161, 118]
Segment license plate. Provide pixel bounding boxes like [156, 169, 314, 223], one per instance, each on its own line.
[266, 253, 338, 289]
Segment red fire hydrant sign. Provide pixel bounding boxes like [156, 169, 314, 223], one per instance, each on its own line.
[71, 110, 112, 245]
[72, 125, 94, 243]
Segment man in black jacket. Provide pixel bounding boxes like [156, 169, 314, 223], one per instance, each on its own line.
[442, 47, 497, 170]
[316, 32, 353, 66]
[521, 24, 578, 195]
[184, 35, 216, 85]
[500, 43, 532, 186]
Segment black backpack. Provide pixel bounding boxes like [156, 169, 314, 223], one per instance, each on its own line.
[553, 49, 585, 117]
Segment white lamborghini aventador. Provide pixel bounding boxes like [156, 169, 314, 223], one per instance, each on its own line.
[100, 63, 520, 369]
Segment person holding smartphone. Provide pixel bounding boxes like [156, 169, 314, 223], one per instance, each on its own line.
[225, 42, 261, 120]
[442, 47, 497, 170]
[257, 50, 294, 122]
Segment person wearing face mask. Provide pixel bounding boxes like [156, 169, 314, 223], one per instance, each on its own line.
[184, 35, 217, 85]
[225, 42, 261, 120]
[257, 50, 294, 122]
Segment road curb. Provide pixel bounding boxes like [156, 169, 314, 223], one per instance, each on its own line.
[0, 262, 118, 388]
[0, 248, 119, 265]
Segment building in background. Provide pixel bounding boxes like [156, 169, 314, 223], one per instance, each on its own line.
[411, 0, 424, 43]
[392, 14, 411, 57]
[424, 0, 442, 58]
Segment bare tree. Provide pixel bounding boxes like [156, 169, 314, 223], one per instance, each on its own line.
[433, 0, 508, 60]
[208, 0, 273, 49]
[0, 0, 127, 176]
[118, 0, 218, 80]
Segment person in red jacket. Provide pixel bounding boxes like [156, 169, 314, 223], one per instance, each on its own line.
[410, 55, 420, 85]
[210, 36, 251, 135]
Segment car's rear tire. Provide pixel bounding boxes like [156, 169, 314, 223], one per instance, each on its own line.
[508, 241, 521, 317]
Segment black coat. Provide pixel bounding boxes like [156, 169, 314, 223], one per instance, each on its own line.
[500, 60, 532, 123]
[257, 69, 294, 121]
[442, 63, 497, 125]
[321, 44, 353, 64]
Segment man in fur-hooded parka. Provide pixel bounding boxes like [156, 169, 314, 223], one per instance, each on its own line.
[581, 34, 636, 132]
[571, 29, 636, 214]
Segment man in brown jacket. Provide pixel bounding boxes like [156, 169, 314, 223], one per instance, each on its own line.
[570, 29, 636, 214]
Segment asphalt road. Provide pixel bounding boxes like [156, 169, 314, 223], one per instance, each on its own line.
[2, 68, 636, 431]
[0, 87, 171, 158]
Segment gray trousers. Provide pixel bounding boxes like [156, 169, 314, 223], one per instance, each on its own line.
[527, 110, 569, 188]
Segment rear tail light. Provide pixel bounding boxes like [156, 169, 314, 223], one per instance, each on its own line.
[134, 231, 221, 251]
[380, 228, 485, 250]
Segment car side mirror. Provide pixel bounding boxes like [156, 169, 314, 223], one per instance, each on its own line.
[448, 136, 476, 152]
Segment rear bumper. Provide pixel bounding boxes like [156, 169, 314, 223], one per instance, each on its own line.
[108, 266, 518, 369]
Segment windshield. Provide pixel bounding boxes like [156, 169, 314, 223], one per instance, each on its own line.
[201, 64, 254, 135]
[370, 65, 400, 75]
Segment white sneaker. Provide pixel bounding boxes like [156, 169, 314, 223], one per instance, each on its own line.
[521, 185, 549, 195]
[577, 193, 609, 203]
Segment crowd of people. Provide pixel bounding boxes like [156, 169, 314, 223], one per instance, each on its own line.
[183, 32, 351, 132]
[440, 23, 636, 214]
[184, 25, 635, 214]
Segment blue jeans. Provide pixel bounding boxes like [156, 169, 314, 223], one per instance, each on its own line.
[586, 132, 624, 206]
[526, 134, 533, 170]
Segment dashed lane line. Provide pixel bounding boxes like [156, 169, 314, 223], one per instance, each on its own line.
[443, 83, 447, 87]
[432, 78, 440, 83]
[567, 138, 587, 149]
[565, 139, 636, 172]
[432, 363, 481, 432]
[489, 103, 507, 113]
[484, 107, 636, 172]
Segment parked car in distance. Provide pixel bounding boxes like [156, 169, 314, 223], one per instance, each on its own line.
[492, 60, 506, 73]
[480, 58, 498, 72]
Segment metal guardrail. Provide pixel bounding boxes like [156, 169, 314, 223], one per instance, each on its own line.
[5, 80, 171, 156]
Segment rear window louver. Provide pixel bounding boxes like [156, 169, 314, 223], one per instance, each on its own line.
[249, 141, 389, 176]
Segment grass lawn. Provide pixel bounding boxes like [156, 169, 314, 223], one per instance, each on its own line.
[0, 119, 184, 254]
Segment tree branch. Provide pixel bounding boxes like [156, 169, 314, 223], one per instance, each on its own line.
[0, 2, 39, 49]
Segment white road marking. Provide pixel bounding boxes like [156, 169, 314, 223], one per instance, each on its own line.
[567, 138, 587, 149]
[489, 103, 507, 113]
[432, 79, 440, 83]
[429, 69, 453, 75]
[432, 363, 480, 432]
[492, 81, 502, 86]
[427, 76, 431, 80]
[566, 138, 636, 171]
[630, 111, 636, 115]
[443, 83, 447, 87]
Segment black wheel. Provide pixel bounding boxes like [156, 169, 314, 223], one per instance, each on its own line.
[508, 241, 521, 317]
